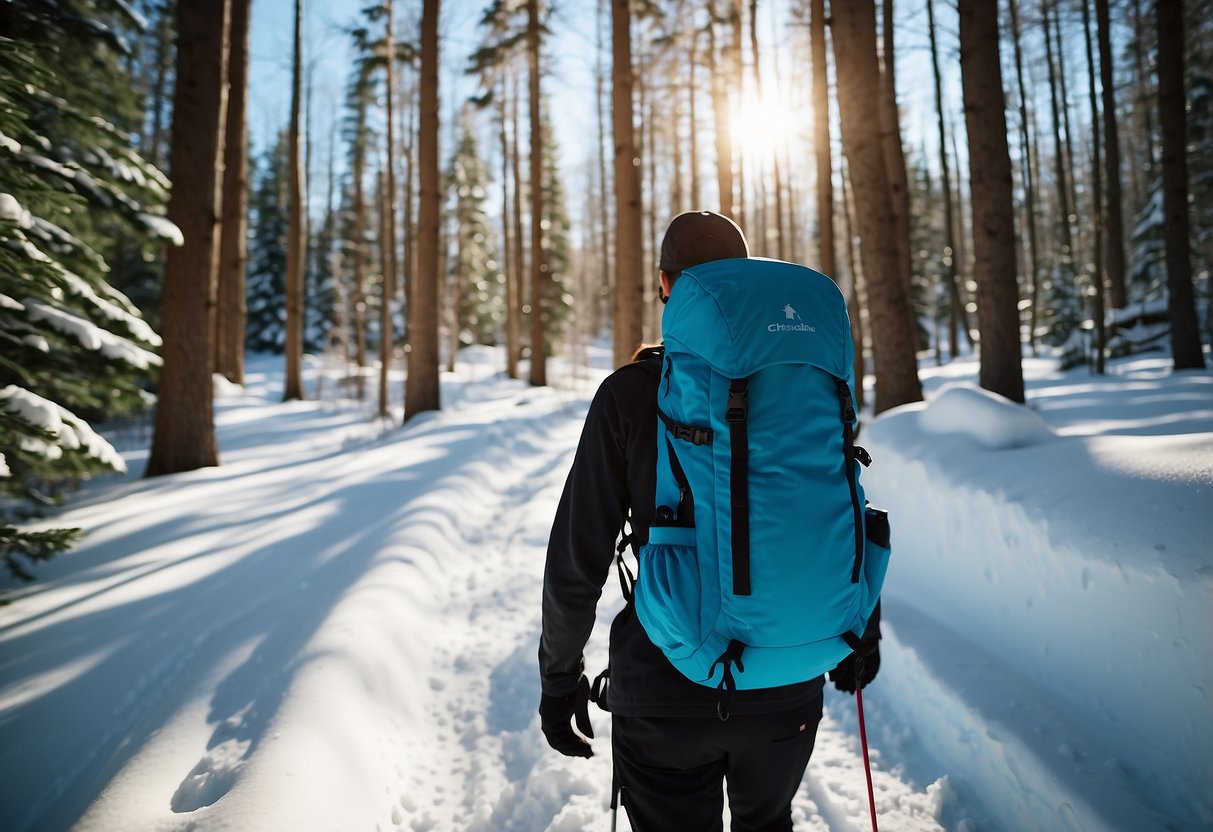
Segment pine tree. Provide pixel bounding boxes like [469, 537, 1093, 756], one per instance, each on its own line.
[539, 101, 573, 355]
[246, 134, 289, 354]
[1, 7, 173, 579]
[447, 114, 504, 348]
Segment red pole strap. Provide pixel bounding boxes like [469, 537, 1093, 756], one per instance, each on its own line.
[856, 686, 879, 832]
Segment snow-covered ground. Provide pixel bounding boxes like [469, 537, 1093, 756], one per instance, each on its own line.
[1, 347, 1209, 831]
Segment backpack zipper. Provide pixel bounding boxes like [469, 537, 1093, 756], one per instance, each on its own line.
[663, 355, 673, 396]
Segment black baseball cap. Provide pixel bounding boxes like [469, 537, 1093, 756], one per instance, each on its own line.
[659, 211, 749, 275]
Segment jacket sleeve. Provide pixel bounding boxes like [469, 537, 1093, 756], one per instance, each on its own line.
[539, 379, 631, 698]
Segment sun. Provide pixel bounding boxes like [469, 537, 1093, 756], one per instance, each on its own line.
[731, 88, 799, 161]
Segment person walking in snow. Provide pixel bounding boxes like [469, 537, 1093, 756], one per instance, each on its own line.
[538, 210, 882, 831]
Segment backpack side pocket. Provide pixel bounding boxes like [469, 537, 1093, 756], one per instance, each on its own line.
[858, 506, 892, 621]
[635, 525, 704, 661]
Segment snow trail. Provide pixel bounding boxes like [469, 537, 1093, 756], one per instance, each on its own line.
[2, 350, 1205, 830]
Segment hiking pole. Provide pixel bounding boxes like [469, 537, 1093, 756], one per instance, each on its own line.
[855, 681, 879, 832]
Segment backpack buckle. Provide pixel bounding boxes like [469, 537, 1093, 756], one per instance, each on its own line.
[673, 424, 713, 445]
[726, 382, 748, 423]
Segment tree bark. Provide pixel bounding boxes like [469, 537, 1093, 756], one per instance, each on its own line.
[878, 0, 912, 297]
[147, 6, 173, 170]
[831, 0, 921, 413]
[1095, 0, 1126, 309]
[1156, 0, 1206, 369]
[215, 0, 250, 385]
[707, 5, 735, 220]
[511, 71, 526, 370]
[283, 0, 306, 401]
[688, 26, 701, 208]
[811, 0, 834, 279]
[612, 0, 644, 367]
[1081, 0, 1106, 374]
[1042, 0, 1076, 303]
[526, 0, 548, 385]
[146, 0, 231, 477]
[927, 0, 969, 360]
[730, 0, 746, 230]
[350, 65, 370, 394]
[959, 0, 1025, 402]
[407, 0, 444, 415]
[402, 60, 417, 344]
[1008, 0, 1040, 355]
[596, 0, 614, 339]
[379, 0, 398, 419]
[500, 75, 519, 379]
[842, 164, 865, 410]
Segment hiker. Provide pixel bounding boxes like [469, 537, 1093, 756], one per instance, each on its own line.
[539, 211, 884, 831]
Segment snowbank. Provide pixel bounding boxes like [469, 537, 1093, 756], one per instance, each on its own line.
[864, 358, 1213, 829]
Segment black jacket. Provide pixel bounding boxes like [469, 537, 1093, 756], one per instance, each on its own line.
[539, 348, 823, 717]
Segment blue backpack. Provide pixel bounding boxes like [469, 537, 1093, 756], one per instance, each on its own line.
[634, 257, 891, 701]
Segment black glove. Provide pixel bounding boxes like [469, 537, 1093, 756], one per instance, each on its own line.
[539, 675, 594, 758]
[829, 640, 880, 694]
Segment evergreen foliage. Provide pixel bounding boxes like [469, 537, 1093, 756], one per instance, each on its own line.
[246, 132, 289, 354]
[447, 115, 504, 347]
[538, 102, 572, 354]
[1, 4, 174, 580]
[306, 207, 336, 354]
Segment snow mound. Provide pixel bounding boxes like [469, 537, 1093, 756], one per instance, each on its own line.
[918, 382, 1056, 449]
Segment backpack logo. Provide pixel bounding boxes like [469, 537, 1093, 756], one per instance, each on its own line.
[769, 303, 815, 333]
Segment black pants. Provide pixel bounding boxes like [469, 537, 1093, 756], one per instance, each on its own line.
[611, 693, 823, 832]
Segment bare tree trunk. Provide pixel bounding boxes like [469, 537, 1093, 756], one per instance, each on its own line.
[351, 71, 370, 393]
[1131, 0, 1156, 183]
[147, 7, 173, 171]
[1008, 0, 1041, 355]
[1082, 0, 1106, 373]
[375, 170, 390, 409]
[811, 0, 834, 278]
[596, 0, 616, 339]
[1054, 4, 1080, 255]
[1042, 1, 1076, 316]
[449, 206, 463, 373]
[500, 76, 519, 379]
[1156, 0, 1206, 369]
[596, 0, 613, 341]
[960, 0, 1025, 402]
[407, 0, 444, 414]
[146, 0, 231, 477]
[215, 0, 250, 385]
[927, 0, 969, 360]
[1095, 0, 1126, 309]
[688, 27, 701, 208]
[612, 0, 644, 367]
[402, 61, 417, 343]
[378, 0, 398, 419]
[511, 71, 526, 369]
[525, 0, 548, 385]
[785, 143, 800, 264]
[842, 164, 865, 410]
[283, 0, 306, 401]
[729, 0, 746, 230]
[708, 6, 734, 219]
[748, 0, 766, 253]
[831, 0, 921, 413]
[878, 0, 912, 296]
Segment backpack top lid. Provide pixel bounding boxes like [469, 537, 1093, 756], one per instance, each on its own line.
[663, 257, 852, 379]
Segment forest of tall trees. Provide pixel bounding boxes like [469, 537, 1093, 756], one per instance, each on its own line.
[2, 0, 1211, 571]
